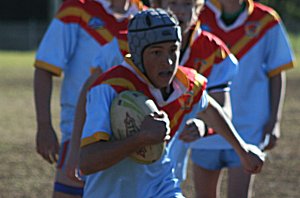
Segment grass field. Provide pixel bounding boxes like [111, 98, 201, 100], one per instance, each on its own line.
[0, 34, 299, 197]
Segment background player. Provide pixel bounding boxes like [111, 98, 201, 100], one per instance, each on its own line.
[34, 0, 143, 197]
[191, 0, 295, 197]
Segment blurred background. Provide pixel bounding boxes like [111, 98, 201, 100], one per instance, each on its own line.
[0, 0, 299, 50]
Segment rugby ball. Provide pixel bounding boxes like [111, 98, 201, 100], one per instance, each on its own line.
[110, 90, 166, 164]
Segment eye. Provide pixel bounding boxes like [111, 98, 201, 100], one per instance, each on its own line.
[151, 50, 161, 56]
[170, 49, 176, 54]
[170, 45, 179, 53]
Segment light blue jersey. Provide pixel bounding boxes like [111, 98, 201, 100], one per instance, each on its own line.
[192, 0, 295, 150]
[81, 62, 209, 197]
[34, 0, 140, 142]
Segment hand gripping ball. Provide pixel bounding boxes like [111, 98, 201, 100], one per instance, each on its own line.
[110, 90, 166, 164]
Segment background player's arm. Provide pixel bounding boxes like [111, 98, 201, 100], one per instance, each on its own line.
[209, 91, 232, 119]
[179, 91, 232, 142]
[34, 68, 59, 164]
[65, 69, 102, 182]
[262, 71, 286, 150]
[198, 95, 264, 173]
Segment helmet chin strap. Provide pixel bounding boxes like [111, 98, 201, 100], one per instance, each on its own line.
[161, 84, 174, 101]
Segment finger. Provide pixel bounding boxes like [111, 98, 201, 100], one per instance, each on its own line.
[65, 166, 81, 183]
[164, 134, 171, 141]
[245, 165, 260, 174]
[181, 137, 196, 143]
[41, 152, 53, 164]
[179, 131, 191, 140]
[75, 170, 86, 184]
[180, 127, 198, 138]
[252, 164, 262, 174]
[150, 111, 163, 119]
[70, 170, 84, 183]
[50, 152, 58, 163]
[264, 135, 277, 150]
[179, 129, 192, 138]
[180, 132, 199, 142]
[49, 151, 57, 164]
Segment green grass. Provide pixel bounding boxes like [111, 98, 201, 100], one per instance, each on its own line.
[0, 31, 299, 198]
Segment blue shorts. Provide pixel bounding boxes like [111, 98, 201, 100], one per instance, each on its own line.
[191, 149, 241, 170]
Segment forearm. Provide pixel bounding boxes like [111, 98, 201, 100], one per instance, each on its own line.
[198, 96, 248, 156]
[70, 92, 87, 154]
[34, 68, 53, 128]
[209, 91, 232, 119]
[269, 72, 286, 124]
[79, 134, 145, 175]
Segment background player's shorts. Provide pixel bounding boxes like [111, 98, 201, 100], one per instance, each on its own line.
[55, 140, 85, 196]
[57, 140, 86, 181]
[57, 140, 70, 169]
[191, 149, 241, 170]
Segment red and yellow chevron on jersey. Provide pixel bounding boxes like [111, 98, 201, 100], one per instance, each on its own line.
[182, 21, 231, 77]
[90, 63, 207, 138]
[199, 0, 281, 59]
[55, 0, 143, 56]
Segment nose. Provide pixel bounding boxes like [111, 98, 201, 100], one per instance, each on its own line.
[167, 57, 173, 66]
[161, 56, 173, 68]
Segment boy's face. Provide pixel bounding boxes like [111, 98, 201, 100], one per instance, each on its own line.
[165, 0, 200, 32]
[143, 41, 180, 89]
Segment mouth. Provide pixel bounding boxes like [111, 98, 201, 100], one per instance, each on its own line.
[159, 71, 173, 79]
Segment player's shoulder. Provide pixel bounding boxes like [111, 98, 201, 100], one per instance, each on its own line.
[200, 30, 228, 49]
[59, 0, 88, 9]
[61, 0, 93, 6]
[89, 65, 135, 90]
[253, 2, 281, 22]
[178, 66, 207, 88]
[58, 0, 102, 13]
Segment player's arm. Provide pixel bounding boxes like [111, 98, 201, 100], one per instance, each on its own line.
[79, 113, 168, 175]
[262, 71, 286, 150]
[198, 95, 265, 173]
[65, 69, 103, 181]
[209, 91, 232, 119]
[34, 68, 59, 164]
[179, 91, 231, 142]
[79, 85, 169, 175]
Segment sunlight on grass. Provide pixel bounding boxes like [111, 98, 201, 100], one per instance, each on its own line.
[0, 50, 35, 67]
[286, 33, 300, 78]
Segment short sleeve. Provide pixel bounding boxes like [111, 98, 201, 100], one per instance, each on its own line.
[265, 22, 295, 77]
[81, 84, 117, 147]
[207, 54, 238, 92]
[34, 19, 80, 76]
[91, 38, 124, 73]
